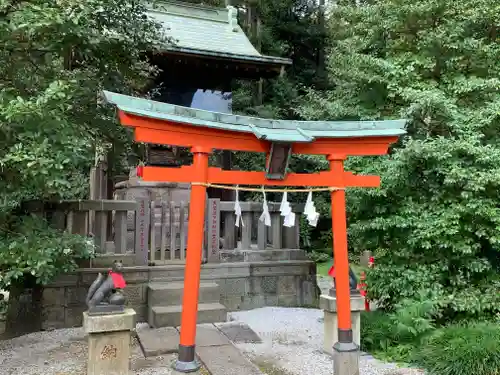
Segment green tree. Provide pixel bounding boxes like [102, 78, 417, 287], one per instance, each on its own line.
[0, 0, 163, 289]
[231, 0, 332, 241]
[299, 0, 500, 319]
[232, 0, 327, 118]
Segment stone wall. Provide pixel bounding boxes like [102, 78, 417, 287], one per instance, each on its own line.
[41, 260, 319, 330]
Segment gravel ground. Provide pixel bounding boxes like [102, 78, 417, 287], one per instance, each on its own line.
[0, 325, 205, 375]
[230, 307, 424, 375]
[0, 301, 421, 375]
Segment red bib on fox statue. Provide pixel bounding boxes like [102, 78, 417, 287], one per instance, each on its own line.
[109, 270, 126, 289]
[328, 265, 335, 278]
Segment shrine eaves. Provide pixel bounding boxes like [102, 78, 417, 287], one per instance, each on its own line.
[103, 90, 406, 146]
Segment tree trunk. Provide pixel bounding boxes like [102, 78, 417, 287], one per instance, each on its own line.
[5, 275, 43, 338]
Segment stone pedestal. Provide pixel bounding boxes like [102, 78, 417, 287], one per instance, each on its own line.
[83, 309, 136, 375]
[360, 250, 373, 267]
[320, 294, 364, 356]
[333, 342, 360, 375]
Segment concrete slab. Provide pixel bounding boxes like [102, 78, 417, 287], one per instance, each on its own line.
[138, 323, 261, 375]
[197, 344, 263, 375]
[137, 327, 179, 357]
[215, 322, 262, 344]
[150, 303, 227, 328]
[177, 323, 232, 347]
[138, 323, 233, 357]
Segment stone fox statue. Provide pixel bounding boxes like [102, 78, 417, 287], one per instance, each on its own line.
[86, 260, 127, 315]
[328, 264, 360, 293]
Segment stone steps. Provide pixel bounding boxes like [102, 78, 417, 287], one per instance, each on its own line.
[148, 281, 220, 306]
[148, 303, 227, 328]
[147, 281, 227, 328]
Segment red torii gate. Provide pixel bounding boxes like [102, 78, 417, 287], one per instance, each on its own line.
[104, 91, 406, 374]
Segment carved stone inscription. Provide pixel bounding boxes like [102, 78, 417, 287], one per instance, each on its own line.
[100, 344, 117, 360]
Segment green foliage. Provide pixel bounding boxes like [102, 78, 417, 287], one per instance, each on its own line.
[230, 0, 333, 248]
[0, 216, 94, 290]
[0, 0, 163, 212]
[0, 0, 162, 286]
[298, 0, 500, 320]
[364, 262, 445, 311]
[307, 250, 330, 263]
[414, 322, 500, 375]
[232, 0, 328, 118]
[361, 297, 439, 362]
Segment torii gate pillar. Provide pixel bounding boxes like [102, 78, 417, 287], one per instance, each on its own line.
[175, 147, 210, 372]
[329, 155, 359, 375]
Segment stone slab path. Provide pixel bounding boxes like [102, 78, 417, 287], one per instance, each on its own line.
[215, 322, 263, 344]
[137, 327, 180, 357]
[137, 322, 264, 375]
[197, 344, 262, 375]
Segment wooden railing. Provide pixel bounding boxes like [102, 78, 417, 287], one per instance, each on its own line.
[219, 201, 303, 251]
[148, 199, 303, 264]
[23, 200, 145, 265]
[149, 201, 189, 263]
[25, 198, 303, 266]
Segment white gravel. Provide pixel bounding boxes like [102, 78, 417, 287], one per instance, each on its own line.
[0, 303, 422, 375]
[0, 326, 181, 375]
[230, 307, 423, 375]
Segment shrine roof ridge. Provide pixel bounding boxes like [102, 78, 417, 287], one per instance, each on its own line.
[103, 91, 407, 142]
[146, 0, 292, 67]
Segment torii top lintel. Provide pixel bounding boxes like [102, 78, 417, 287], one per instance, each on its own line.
[103, 90, 407, 187]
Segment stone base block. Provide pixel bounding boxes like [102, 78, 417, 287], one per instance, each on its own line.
[333, 344, 360, 375]
[321, 295, 363, 356]
[83, 308, 136, 333]
[320, 293, 365, 312]
[87, 330, 131, 375]
[149, 303, 227, 328]
[84, 309, 136, 375]
[148, 282, 220, 307]
[360, 250, 373, 268]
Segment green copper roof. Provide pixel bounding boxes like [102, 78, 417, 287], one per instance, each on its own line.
[146, 1, 291, 66]
[103, 91, 407, 142]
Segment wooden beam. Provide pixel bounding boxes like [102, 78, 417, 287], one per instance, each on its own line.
[141, 166, 380, 188]
[127, 122, 398, 157]
[128, 119, 268, 153]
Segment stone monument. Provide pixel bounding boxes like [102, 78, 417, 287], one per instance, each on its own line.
[83, 261, 136, 375]
[321, 266, 365, 356]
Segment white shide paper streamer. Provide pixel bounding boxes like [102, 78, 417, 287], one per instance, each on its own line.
[234, 187, 244, 227]
[259, 187, 271, 226]
[279, 191, 296, 228]
[304, 191, 319, 227]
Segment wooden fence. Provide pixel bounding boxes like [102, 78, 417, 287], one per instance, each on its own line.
[149, 201, 189, 263]
[26, 198, 303, 266]
[147, 200, 303, 264]
[23, 200, 145, 265]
